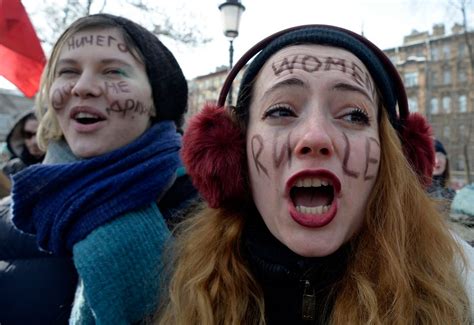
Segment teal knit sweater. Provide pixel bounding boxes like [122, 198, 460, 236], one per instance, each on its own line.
[69, 202, 171, 324]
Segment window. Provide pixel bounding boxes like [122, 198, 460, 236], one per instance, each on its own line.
[431, 47, 440, 61]
[430, 71, 438, 85]
[442, 96, 451, 113]
[408, 96, 419, 112]
[404, 72, 418, 87]
[459, 95, 467, 112]
[443, 126, 450, 138]
[443, 44, 451, 59]
[443, 68, 451, 84]
[430, 98, 439, 114]
[458, 67, 467, 83]
[458, 43, 466, 58]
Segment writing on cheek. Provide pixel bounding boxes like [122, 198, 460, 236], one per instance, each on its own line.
[67, 34, 129, 52]
[104, 81, 131, 95]
[272, 54, 374, 96]
[251, 134, 269, 177]
[342, 132, 380, 181]
[273, 131, 292, 168]
[51, 83, 74, 110]
[342, 132, 360, 178]
[106, 99, 152, 117]
[363, 137, 380, 180]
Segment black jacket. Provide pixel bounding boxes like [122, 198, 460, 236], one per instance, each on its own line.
[0, 196, 78, 324]
[243, 217, 349, 325]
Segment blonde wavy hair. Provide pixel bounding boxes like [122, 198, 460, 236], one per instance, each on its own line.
[34, 15, 147, 151]
[156, 106, 471, 324]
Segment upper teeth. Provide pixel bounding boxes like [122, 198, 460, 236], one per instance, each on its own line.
[296, 205, 330, 214]
[294, 178, 331, 188]
[75, 112, 98, 119]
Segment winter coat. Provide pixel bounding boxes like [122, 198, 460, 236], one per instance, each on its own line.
[0, 196, 78, 324]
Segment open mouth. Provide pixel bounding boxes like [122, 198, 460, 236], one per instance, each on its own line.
[290, 178, 335, 215]
[73, 112, 106, 125]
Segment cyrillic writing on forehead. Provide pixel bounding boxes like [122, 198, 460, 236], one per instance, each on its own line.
[67, 34, 128, 52]
[271, 54, 374, 94]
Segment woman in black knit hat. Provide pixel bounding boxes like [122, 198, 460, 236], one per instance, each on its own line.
[156, 25, 473, 324]
[428, 138, 456, 205]
[1, 14, 197, 324]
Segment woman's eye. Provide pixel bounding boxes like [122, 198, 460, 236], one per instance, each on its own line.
[262, 105, 297, 119]
[105, 68, 126, 76]
[57, 69, 78, 76]
[341, 108, 370, 125]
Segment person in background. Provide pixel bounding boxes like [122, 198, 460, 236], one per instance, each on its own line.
[428, 138, 456, 203]
[1, 13, 196, 324]
[156, 25, 473, 324]
[1, 110, 45, 178]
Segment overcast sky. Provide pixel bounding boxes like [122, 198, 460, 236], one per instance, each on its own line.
[1, 0, 472, 90]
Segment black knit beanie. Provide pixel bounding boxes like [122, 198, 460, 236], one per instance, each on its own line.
[88, 14, 188, 128]
[235, 25, 408, 132]
[434, 139, 447, 155]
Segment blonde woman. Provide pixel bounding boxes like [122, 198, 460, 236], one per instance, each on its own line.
[157, 25, 473, 324]
[5, 14, 196, 324]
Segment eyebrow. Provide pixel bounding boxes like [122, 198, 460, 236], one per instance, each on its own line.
[261, 77, 309, 101]
[332, 82, 374, 104]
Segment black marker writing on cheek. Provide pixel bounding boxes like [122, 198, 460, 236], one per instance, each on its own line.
[51, 83, 74, 110]
[104, 81, 131, 94]
[251, 134, 269, 177]
[363, 137, 380, 180]
[342, 132, 360, 178]
[106, 99, 152, 117]
[273, 131, 292, 168]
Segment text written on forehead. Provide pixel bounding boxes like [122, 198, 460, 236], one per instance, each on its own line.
[272, 54, 374, 95]
[67, 34, 128, 52]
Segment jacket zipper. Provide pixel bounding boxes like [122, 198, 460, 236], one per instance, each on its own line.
[301, 279, 316, 321]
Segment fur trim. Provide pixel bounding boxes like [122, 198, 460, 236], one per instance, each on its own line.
[181, 104, 246, 208]
[400, 113, 435, 187]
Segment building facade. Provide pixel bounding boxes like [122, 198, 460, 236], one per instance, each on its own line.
[385, 23, 474, 186]
[186, 65, 246, 121]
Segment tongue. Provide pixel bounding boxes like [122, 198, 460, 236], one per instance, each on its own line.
[292, 187, 332, 207]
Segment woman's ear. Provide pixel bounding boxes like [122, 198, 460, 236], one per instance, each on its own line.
[181, 104, 247, 208]
[399, 113, 435, 187]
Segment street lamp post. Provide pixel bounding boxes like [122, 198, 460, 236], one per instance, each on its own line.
[219, 0, 245, 106]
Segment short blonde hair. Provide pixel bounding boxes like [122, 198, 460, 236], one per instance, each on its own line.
[35, 15, 147, 151]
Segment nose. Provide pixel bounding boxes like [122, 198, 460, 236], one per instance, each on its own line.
[294, 118, 335, 158]
[71, 71, 102, 98]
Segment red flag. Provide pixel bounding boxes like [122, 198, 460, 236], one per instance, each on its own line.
[0, 0, 46, 98]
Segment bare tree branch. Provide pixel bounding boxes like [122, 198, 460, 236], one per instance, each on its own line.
[31, 0, 211, 48]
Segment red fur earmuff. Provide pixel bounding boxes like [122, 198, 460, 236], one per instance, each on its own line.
[181, 104, 246, 208]
[400, 113, 435, 187]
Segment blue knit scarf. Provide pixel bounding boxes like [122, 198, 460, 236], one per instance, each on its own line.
[11, 121, 182, 256]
